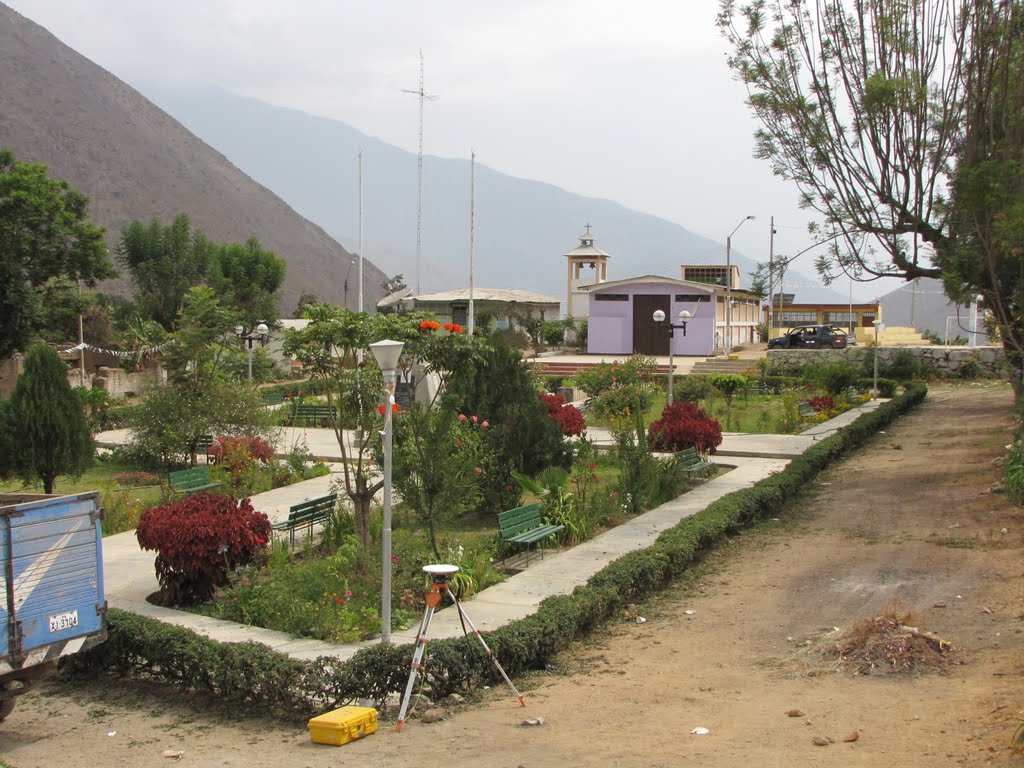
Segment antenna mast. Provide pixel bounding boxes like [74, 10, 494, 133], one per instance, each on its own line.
[402, 50, 438, 294]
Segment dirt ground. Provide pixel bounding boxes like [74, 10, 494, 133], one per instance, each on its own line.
[3, 384, 1023, 768]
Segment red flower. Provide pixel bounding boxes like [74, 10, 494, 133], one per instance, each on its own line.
[377, 403, 400, 415]
[443, 322, 464, 334]
[391, 555, 399, 564]
[336, 597, 345, 604]
[419, 320, 441, 332]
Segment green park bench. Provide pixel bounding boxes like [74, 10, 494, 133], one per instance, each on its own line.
[798, 402, 819, 420]
[168, 466, 224, 495]
[292, 404, 337, 426]
[271, 493, 338, 546]
[497, 502, 564, 564]
[262, 391, 285, 406]
[674, 446, 713, 478]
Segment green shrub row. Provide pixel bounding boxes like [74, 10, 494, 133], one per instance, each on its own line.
[64, 384, 928, 717]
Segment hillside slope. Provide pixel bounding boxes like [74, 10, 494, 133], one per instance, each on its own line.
[0, 3, 383, 315]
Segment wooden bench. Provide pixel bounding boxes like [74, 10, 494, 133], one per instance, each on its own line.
[271, 493, 338, 546]
[168, 466, 224, 495]
[292, 404, 337, 426]
[798, 402, 819, 420]
[497, 502, 564, 564]
[185, 434, 215, 460]
[674, 446, 713, 477]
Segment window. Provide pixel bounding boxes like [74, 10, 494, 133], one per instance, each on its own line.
[824, 311, 854, 324]
[674, 294, 707, 303]
[595, 293, 629, 302]
[780, 311, 816, 328]
[451, 303, 468, 326]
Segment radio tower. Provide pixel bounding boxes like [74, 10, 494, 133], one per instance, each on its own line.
[402, 50, 438, 295]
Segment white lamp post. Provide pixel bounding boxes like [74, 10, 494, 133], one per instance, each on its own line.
[369, 338, 404, 644]
[652, 309, 692, 405]
[235, 322, 269, 382]
[872, 319, 885, 398]
[725, 215, 755, 355]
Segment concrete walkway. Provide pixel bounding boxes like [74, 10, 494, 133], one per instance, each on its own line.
[96, 398, 885, 662]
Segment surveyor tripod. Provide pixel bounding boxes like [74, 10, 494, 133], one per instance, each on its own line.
[395, 564, 525, 732]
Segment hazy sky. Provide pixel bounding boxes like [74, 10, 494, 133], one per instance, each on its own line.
[7, 0, 898, 300]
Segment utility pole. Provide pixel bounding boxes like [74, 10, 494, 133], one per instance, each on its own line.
[767, 217, 776, 338]
[468, 150, 476, 335]
[402, 51, 438, 295]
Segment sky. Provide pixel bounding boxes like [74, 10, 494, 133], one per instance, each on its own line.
[6, 0, 900, 301]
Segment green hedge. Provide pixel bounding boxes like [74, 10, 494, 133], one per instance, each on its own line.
[64, 384, 928, 717]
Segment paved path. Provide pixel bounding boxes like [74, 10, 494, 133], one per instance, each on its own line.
[95, 399, 884, 661]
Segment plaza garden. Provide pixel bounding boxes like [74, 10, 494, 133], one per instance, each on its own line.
[3, 300, 943, 652]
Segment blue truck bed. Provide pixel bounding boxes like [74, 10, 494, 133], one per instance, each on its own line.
[1, 492, 107, 720]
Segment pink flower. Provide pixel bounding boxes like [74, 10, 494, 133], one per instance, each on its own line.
[458, 414, 467, 421]
[471, 415, 478, 423]
[475, 466, 483, 474]
[481, 421, 489, 428]
[391, 555, 399, 563]
[345, 590, 352, 597]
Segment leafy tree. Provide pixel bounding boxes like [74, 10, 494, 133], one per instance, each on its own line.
[707, 373, 748, 425]
[293, 291, 321, 318]
[0, 149, 114, 358]
[207, 237, 286, 327]
[444, 340, 570, 512]
[117, 214, 215, 331]
[2, 343, 93, 493]
[945, 2, 1024, 387]
[390, 405, 486, 558]
[718, 1, 1024, 396]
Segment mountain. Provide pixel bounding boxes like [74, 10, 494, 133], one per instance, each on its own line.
[134, 83, 845, 305]
[0, 3, 385, 315]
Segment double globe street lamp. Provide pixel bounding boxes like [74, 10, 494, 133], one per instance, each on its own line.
[235, 322, 269, 382]
[652, 309, 692, 406]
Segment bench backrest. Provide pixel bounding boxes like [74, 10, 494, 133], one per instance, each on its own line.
[675, 447, 701, 464]
[294, 404, 336, 415]
[263, 392, 284, 405]
[498, 503, 543, 536]
[289, 494, 337, 519]
[170, 466, 213, 486]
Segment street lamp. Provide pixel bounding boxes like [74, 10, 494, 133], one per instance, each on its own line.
[652, 309, 692, 405]
[725, 215, 755, 355]
[344, 259, 356, 310]
[872, 319, 885, 399]
[369, 338, 404, 644]
[235, 322, 269, 382]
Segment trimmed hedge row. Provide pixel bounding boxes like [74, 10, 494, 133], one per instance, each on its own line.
[65, 384, 928, 718]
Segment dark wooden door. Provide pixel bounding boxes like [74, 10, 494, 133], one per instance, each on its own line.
[632, 294, 670, 355]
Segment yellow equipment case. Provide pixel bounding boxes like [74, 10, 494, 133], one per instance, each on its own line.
[308, 705, 378, 746]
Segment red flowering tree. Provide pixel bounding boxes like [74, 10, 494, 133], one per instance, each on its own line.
[136, 492, 270, 606]
[538, 392, 586, 437]
[647, 401, 723, 454]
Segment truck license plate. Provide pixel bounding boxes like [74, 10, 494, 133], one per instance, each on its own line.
[48, 610, 79, 632]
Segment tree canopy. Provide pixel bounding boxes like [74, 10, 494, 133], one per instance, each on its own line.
[117, 214, 286, 331]
[0, 149, 114, 358]
[719, 0, 1024, 391]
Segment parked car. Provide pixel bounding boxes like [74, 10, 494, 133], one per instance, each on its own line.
[767, 325, 848, 350]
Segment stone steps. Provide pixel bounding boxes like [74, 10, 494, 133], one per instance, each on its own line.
[690, 359, 760, 376]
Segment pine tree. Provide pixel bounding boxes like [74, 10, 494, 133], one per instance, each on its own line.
[4, 343, 94, 493]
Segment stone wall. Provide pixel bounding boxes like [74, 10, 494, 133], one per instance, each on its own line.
[767, 345, 1005, 378]
[89, 365, 166, 396]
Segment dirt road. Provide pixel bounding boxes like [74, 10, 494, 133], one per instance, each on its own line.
[2, 384, 1022, 767]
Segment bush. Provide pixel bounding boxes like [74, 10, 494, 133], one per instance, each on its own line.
[538, 392, 586, 437]
[647, 401, 723, 454]
[673, 375, 710, 402]
[803, 361, 861, 395]
[881, 349, 921, 381]
[542, 320, 566, 347]
[857, 377, 898, 397]
[135, 492, 271, 606]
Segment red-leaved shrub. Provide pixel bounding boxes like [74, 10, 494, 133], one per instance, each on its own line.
[136, 492, 270, 606]
[647, 401, 723, 454]
[538, 392, 586, 437]
[808, 395, 835, 412]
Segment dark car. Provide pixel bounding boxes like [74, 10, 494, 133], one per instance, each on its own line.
[767, 325, 848, 350]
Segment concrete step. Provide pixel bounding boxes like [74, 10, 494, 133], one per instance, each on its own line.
[531, 361, 672, 376]
[690, 359, 759, 375]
